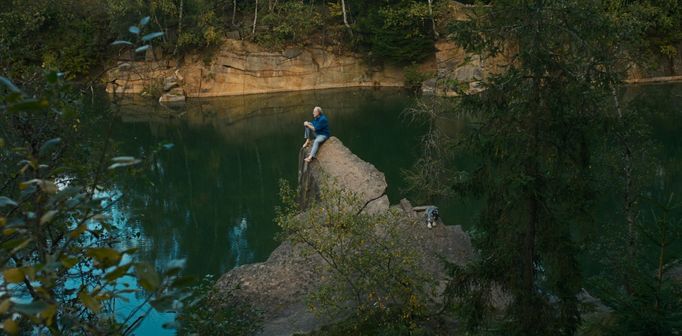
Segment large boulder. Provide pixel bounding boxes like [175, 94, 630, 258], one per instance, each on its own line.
[214, 137, 474, 336]
[298, 136, 389, 214]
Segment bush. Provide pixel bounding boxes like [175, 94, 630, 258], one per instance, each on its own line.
[177, 275, 263, 336]
[276, 179, 435, 333]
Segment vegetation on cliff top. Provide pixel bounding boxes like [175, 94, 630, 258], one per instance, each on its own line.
[2, 0, 682, 84]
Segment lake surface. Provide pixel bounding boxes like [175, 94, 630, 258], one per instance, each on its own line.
[93, 84, 681, 335]
[98, 88, 427, 334]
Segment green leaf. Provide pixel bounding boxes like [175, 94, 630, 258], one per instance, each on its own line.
[39, 138, 61, 157]
[104, 264, 132, 282]
[3, 318, 18, 335]
[135, 45, 151, 53]
[86, 247, 122, 267]
[135, 262, 160, 291]
[78, 291, 101, 312]
[3, 268, 24, 283]
[0, 76, 20, 93]
[8, 99, 49, 112]
[60, 256, 79, 268]
[142, 32, 164, 42]
[111, 40, 133, 46]
[46, 71, 58, 84]
[40, 210, 58, 225]
[129, 25, 140, 35]
[0, 197, 17, 207]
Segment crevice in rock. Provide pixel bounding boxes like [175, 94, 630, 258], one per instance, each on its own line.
[356, 192, 387, 215]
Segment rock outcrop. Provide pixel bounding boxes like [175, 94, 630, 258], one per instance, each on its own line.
[215, 136, 474, 336]
[298, 137, 389, 214]
[422, 40, 507, 96]
[106, 40, 404, 98]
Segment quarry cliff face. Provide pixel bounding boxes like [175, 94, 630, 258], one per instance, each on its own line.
[105, 35, 682, 101]
[106, 39, 405, 97]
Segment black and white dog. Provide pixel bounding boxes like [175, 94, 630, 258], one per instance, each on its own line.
[426, 206, 439, 229]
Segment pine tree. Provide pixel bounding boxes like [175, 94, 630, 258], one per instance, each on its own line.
[442, 1, 638, 334]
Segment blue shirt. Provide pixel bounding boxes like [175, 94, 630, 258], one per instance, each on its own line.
[312, 114, 330, 137]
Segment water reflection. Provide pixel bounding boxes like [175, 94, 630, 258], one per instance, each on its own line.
[105, 88, 424, 277]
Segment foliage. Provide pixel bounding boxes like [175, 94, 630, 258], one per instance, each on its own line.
[402, 98, 462, 204]
[0, 75, 194, 335]
[256, 1, 323, 48]
[428, 0, 643, 334]
[582, 196, 682, 336]
[275, 179, 434, 333]
[353, 0, 436, 65]
[403, 65, 433, 92]
[0, 0, 111, 81]
[177, 275, 263, 336]
[624, 0, 682, 73]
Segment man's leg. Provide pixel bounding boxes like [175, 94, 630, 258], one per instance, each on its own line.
[309, 135, 328, 158]
[303, 127, 314, 148]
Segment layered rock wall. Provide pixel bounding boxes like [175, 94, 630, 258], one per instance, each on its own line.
[215, 137, 474, 336]
[106, 40, 404, 97]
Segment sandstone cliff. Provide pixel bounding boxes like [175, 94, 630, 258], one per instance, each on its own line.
[106, 40, 404, 98]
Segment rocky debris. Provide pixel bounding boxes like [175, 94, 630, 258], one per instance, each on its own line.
[421, 40, 492, 97]
[159, 87, 186, 104]
[163, 77, 179, 91]
[214, 137, 475, 336]
[159, 73, 186, 104]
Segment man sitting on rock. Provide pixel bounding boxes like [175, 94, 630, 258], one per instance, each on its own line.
[302, 106, 330, 162]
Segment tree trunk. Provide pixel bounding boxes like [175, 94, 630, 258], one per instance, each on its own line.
[341, 0, 352, 37]
[427, 0, 439, 38]
[252, 0, 258, 38]
[232, 0, 237, 26]
[611, 85, 637, 292]
[173, 0, 184, 55]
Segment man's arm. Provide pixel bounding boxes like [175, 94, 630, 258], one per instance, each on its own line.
[314, 116, 328, 132]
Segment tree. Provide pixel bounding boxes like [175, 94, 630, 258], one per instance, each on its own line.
[275, 179, 433, 333]
[0, 73, 194, 335]
[429, 1, 639, 334]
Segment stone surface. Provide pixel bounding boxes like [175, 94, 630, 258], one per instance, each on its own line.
[214, 136, 475, 336]
[298, 136, 389, 213]
[106, 40, 404, 97]
[163, 77, 179, 91]
[422, 39, 510, 96]
[158, 87, 186, 104]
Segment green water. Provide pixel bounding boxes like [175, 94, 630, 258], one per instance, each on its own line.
[95, 84, 681, 335]
[107, 88, 425, 279]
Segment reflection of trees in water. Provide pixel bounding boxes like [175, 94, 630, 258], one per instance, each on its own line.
[104, 87, 426, 277]
[108, 118, 297, 276]
[229, 217, 255, 266]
